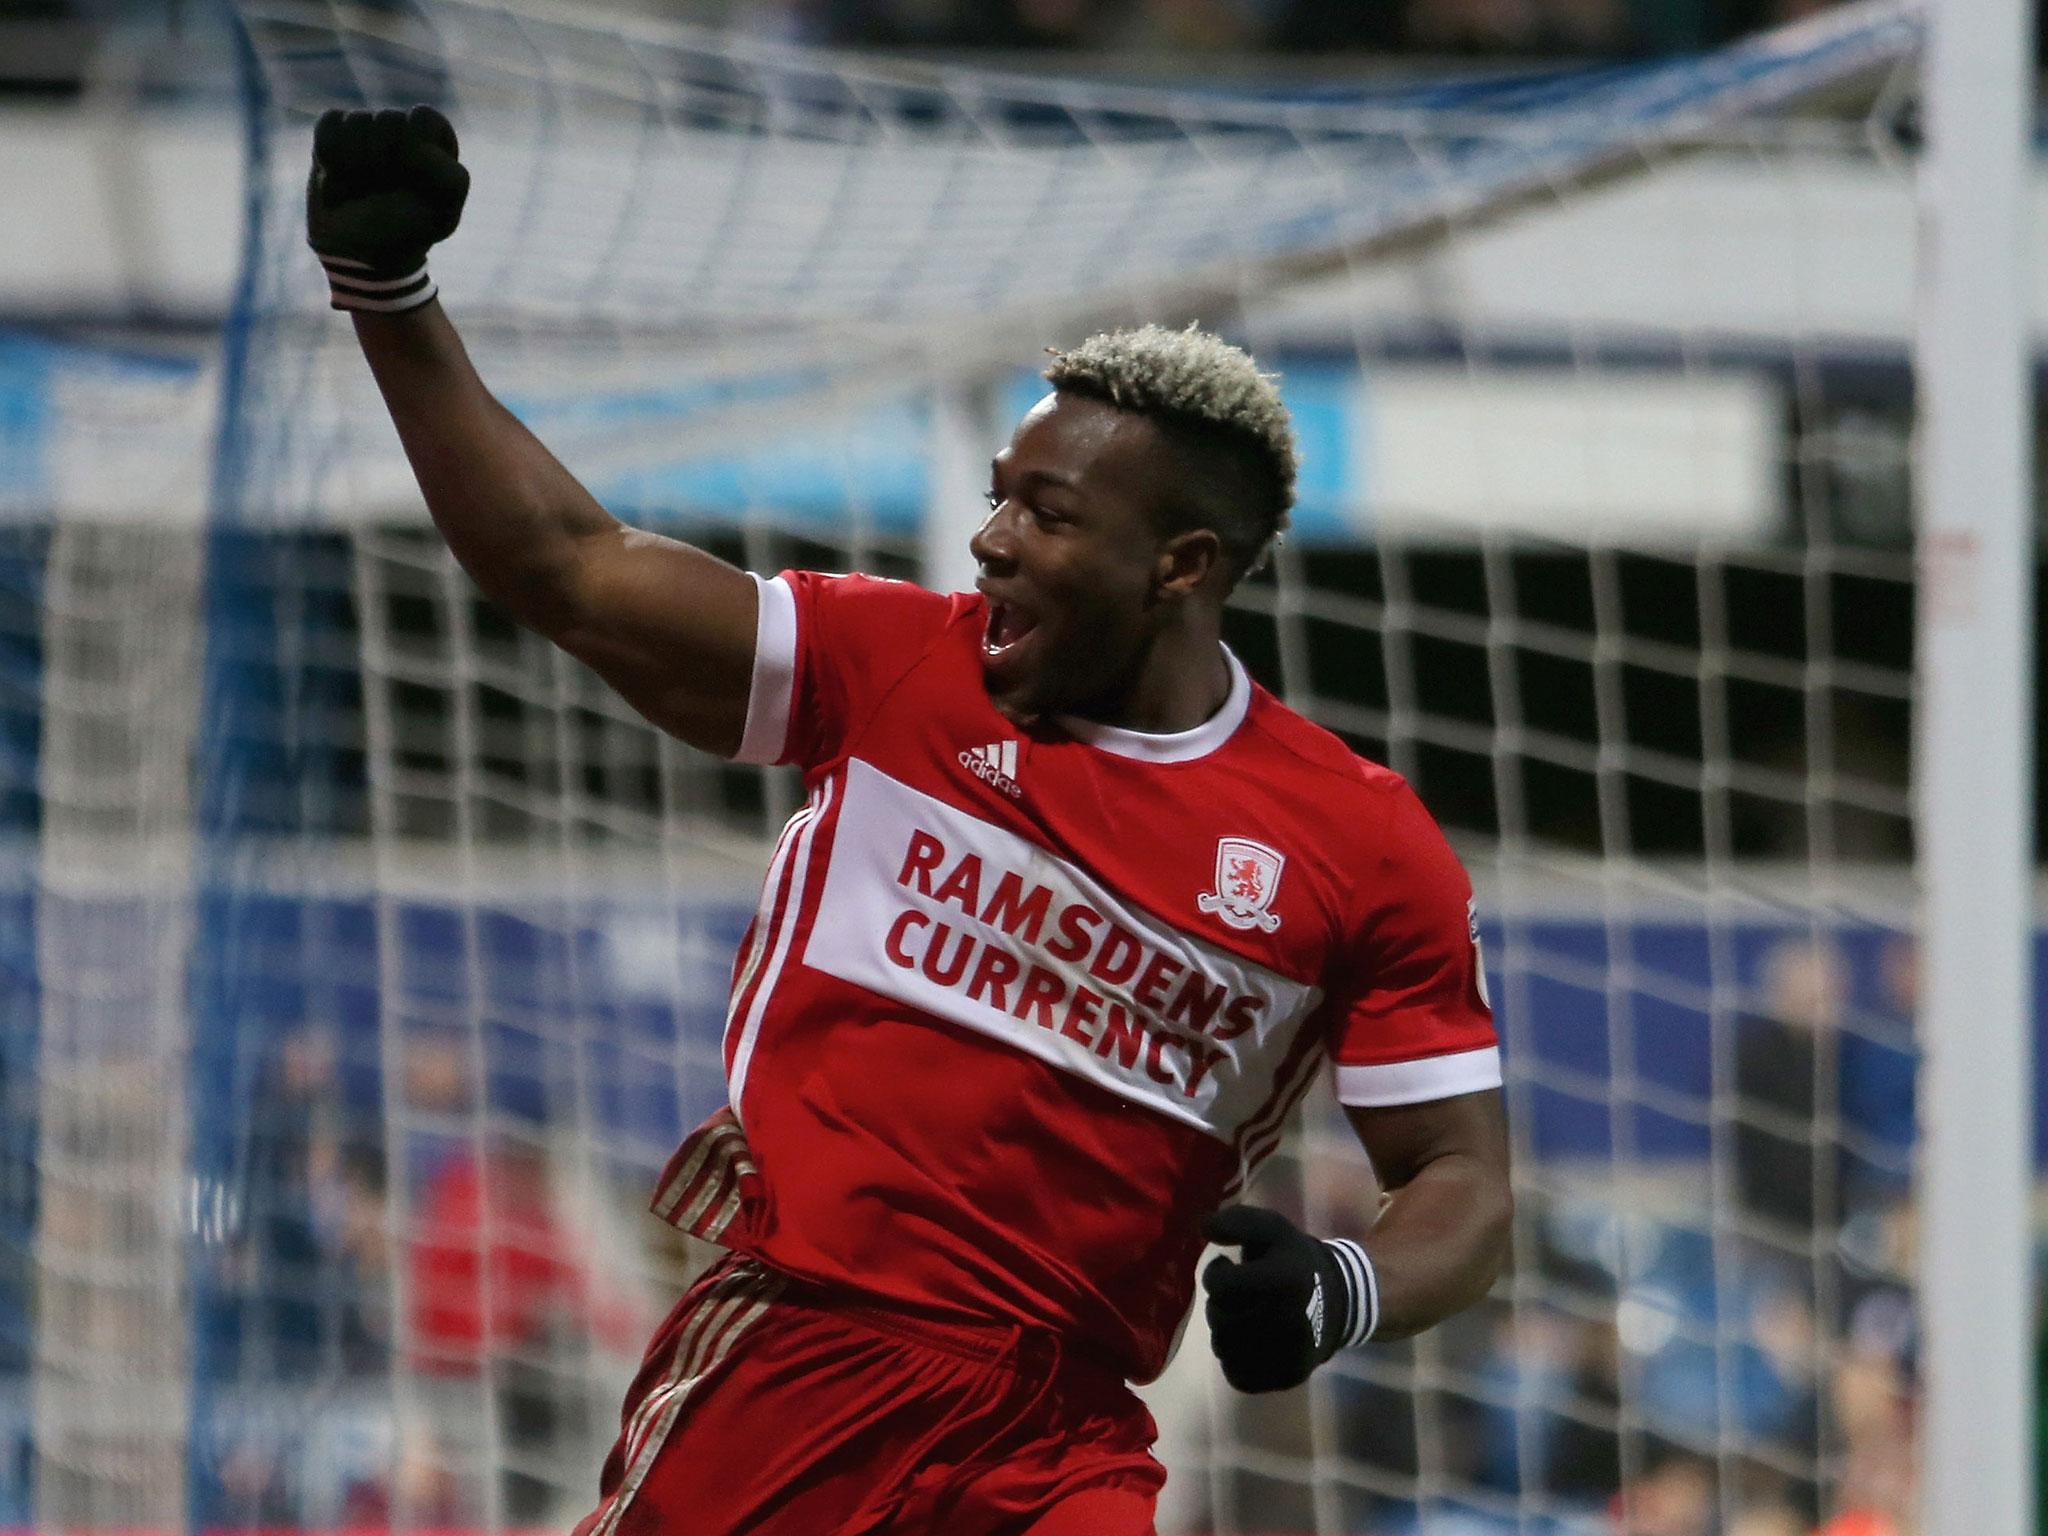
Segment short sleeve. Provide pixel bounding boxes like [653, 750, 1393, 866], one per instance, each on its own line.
[1328, 781, 1501, 1107]
[731, 569, 955, 771]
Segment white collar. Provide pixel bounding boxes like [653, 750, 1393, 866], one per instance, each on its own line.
[1053, 647, 1251, 764]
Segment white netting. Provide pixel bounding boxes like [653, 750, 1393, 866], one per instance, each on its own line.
[229, 0, 1915, 492]
[6, 1, 1929, 1531]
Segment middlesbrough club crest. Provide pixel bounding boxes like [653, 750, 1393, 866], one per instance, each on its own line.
[1198, 837, 1285, 933]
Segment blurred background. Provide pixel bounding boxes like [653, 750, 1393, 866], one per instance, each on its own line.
[12, 0, 2048, 85]
[0, 0, 2029, 1534]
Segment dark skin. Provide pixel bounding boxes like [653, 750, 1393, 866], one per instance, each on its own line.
[972, 390, 1234, 732]
[350, 300, 1512, 1350]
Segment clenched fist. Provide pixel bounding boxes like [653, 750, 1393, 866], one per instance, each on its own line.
[306, 104, 469, 313]
[1202, 1205, 1378, 1394]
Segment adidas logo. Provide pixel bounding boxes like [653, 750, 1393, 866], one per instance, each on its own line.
[958, 739, 1023, 799]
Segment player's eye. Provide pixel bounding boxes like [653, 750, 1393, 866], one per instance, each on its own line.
[983, 490, 1001, 512]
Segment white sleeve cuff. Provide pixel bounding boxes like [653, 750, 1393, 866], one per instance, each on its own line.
[1334, 1046, 1502, 1107]
[733, 574, 797, 765]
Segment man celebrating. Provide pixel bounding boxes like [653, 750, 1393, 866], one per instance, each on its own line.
[310, 105, 1511, 1536]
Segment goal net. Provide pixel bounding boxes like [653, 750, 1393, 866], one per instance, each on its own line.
[9, 0, 1930, 1530]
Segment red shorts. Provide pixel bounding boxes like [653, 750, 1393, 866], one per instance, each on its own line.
[573, 1254, 1165, 1536]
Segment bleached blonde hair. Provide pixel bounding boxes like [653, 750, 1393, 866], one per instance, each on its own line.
[1045, 323, 1296, 579]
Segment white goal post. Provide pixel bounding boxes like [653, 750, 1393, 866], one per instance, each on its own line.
[1914, 0, 2035, 1532]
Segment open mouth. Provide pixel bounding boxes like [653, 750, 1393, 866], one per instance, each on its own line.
[982, 600, 1040, 661]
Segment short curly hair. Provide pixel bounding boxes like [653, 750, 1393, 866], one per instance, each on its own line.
[1044, 323, 1297, 581]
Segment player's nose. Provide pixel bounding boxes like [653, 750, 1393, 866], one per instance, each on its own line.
[969, 500, 1018, 574]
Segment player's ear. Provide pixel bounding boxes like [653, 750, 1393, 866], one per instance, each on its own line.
[1154, 527, 1222, 601]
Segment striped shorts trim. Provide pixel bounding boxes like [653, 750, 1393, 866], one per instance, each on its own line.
[581, 1258, 784, 1536]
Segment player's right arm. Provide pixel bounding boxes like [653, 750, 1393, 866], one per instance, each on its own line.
[351, 306, 758, 755]
[309, 107, 758, 758]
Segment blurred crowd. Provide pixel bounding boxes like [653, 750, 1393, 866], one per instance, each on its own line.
[722, 0, 1844, 61]
[0, 931, 1945, 1536]
[180, 1031, 654, 1529]
[1136, 934, 1926, 1536]
[0, 0, 1875, 101]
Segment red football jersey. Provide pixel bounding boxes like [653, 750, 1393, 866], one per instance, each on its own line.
[653, 571, 1499, 1382]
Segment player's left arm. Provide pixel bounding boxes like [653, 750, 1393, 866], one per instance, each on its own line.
[1204, 776, 1509, 1393]
[1201, 1093, 1509, 1393]
[1340, 1086, 1511, 1339]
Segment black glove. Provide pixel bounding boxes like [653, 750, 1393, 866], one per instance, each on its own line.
[1202, 1205, 1379, 1394]
[306, 104, 470, 313]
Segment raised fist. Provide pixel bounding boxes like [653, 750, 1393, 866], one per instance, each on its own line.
[306, 105, 469, 312]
